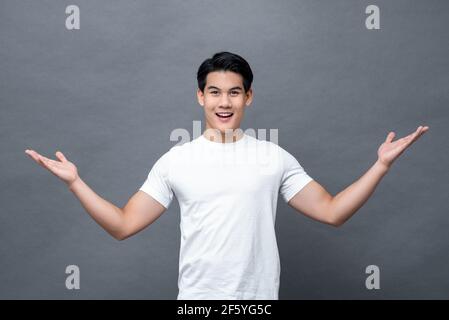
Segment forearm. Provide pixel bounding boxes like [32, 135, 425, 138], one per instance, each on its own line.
[329, 160, 390, 226]
[68, 177, 125, 239]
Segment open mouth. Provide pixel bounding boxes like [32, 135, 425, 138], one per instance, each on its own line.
[215, 112, 234, 119]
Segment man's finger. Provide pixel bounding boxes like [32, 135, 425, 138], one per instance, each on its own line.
[406, 126, 425, 147]
[385, 132, 395, 143]
[37, 153, 55, 163]
[38, 154, 49, 165]
[25, 150, 44, 166]
[403, 126, 427, 144]
[55, 151, 68, 162]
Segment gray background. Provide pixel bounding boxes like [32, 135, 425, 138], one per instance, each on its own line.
[1, 0, 448, 299]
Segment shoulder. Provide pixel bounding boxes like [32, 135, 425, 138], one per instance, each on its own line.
[255, 138, 306, 170]
[247, 134, 290, 157]
[157, 137, 199, 166]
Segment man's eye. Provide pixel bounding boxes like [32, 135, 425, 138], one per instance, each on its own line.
[211, 91, 218, 94]
[231, 91, 239, 95]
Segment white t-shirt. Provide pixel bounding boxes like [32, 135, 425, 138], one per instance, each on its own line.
[139, 133, 313, 299]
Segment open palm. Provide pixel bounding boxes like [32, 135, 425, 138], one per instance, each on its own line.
[25, 149, 79, 186]
[377, 125, 429, 168]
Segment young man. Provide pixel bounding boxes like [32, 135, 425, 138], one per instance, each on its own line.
[25, 52, 429, 299]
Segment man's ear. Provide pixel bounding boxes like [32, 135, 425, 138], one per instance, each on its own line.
[245, 88, 253, 107]
[197, 88, 205, 106]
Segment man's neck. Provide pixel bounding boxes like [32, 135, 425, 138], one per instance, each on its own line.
[203, 128, 244, 144]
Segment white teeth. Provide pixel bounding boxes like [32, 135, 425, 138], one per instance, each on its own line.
[216, 112, 233, 118]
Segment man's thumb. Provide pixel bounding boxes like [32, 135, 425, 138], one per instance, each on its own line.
[385, 132, 395, 143]
[55, 151, 68, 162]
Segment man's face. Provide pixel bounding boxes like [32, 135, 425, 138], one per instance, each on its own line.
[197, 71, 253, 136]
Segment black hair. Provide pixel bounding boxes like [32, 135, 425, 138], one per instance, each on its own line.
[197, 51, 253, 93]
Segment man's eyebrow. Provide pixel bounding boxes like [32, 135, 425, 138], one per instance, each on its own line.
[206, 86, 243, 91]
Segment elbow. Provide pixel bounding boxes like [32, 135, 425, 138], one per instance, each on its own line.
[112, 215, 129, 241]
[327, 213, 344, 228]
[326, 201, 344, 227]
[112, 230, 129, 241]
[115, 233, 130, 241]
[331, 219, 344, 228]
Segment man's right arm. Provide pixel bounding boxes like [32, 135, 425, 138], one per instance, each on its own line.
[25, 149, 166, 241]
[69, 177, 167, 240]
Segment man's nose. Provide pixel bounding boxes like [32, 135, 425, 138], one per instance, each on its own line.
[219, 94, 232, 108]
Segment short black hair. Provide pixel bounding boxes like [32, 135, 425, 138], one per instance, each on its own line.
[197, 51, 253, 93]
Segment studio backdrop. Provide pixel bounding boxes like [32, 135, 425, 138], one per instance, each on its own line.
[1, 0, 447, 299]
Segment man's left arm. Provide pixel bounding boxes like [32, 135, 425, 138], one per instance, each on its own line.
[288, 125, 429, 227]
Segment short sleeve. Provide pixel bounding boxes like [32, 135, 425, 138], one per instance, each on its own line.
[139, 151, 174, 209]
[279, 148, 313, 203]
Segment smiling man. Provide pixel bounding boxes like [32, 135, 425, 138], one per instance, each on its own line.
[197, 63, 252, 144]
[25, 51, 429, 300]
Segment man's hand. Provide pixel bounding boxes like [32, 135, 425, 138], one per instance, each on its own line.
[25, 149, 79, 187]
[377, 125, 429, 169]
[289, 124, 430, 227]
